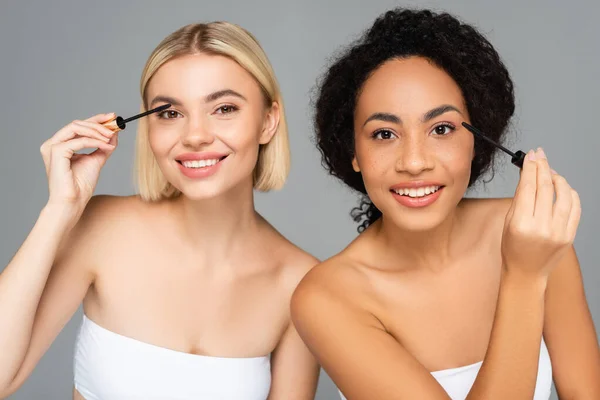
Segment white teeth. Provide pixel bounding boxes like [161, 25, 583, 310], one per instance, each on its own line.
[181, 159, 219, 168]
[393, 185, 440, 198]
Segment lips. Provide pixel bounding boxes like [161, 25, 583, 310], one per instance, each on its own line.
[175, 152, 229, 162]
[390, 181, 445, 208]
[174, 152, 229, 179]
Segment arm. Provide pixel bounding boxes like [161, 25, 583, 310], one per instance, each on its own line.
[267, 252, 321, 400]
[267, 320, 320, 400]
[0, 114, 117, 396]
[466, 268, 547, 399]
[0, 200, 99, 397]
[543, 246, 600, 399]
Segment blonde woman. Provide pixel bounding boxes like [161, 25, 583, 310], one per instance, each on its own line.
[0, 22, 319, 399]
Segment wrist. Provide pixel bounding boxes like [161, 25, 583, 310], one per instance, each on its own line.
[501, 265, 548, 293]
[40, 202, 80, 229]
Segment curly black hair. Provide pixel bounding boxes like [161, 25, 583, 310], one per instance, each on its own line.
[313, 8, 515, 232]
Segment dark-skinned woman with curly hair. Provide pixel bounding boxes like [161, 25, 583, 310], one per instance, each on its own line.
[291, 8, 600, 400]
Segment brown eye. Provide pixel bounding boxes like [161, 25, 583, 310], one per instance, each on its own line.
[158, 110, 181, 119]
[216, 105, 238, 114]
[372, 129, 396, 140]
[432, 124, 454, 135]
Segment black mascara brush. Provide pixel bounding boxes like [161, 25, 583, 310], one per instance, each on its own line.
[462, 122, 526, 168]
[103, 103, 172, 132]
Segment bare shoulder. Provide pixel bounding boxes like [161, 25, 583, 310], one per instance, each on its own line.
[56, 194, 148, 265]
[290, 252, 380, 338]
[291, 250, 372, 316]
[459, 196, 514, 238]
[259, 222, 321, 294]
[72, 195, 145, 236]
[461, 196, 512, 220]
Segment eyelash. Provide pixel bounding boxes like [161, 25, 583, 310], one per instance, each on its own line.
[371, 129, 396, 140]
[157, 109, 182, 119]
[155, 104, 239, 120]
[214, 104, 239, 115]
[371, 122, 456, 140]
[431, 122, 456, 136]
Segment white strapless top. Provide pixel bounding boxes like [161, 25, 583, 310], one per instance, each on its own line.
[338, 338, 552, 400]
[73, 314, 271, 400]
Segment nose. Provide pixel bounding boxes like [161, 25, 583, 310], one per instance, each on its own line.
[181, 117, 214, 148]
[395, 134, 434, 175]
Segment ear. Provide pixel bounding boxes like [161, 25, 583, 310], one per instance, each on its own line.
[352, 155, 360, 172]
[259, 101, 280, 145]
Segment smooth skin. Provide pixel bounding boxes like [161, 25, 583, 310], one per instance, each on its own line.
[291, 57, 600, 399]
[0, 54, 319, 399]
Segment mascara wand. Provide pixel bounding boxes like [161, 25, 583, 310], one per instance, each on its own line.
[462, 122, 526, 168]
[103, 103, 171, 132]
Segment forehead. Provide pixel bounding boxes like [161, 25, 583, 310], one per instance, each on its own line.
[356, 57, 466, 118]
[145, 53, 262, 101]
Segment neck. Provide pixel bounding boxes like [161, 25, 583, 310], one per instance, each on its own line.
[170, 179, 260, 263]
[374, 209, 463, 272]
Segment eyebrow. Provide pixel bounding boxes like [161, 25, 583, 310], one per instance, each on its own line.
[362, 104, 463, 127]
[204, 89, 247, 103]
[362, 112, 401, 127]
[421, 104, 462, 122]
[149, 89, 247, 108]
[149, 95, 182, 108]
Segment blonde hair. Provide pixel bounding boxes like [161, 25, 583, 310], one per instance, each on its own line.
[134, 22, 290, 201]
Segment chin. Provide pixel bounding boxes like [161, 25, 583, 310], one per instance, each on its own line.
[175, 182, 228, 201]
[386, 212, 450, 232]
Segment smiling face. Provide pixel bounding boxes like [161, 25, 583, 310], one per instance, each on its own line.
[143, 53, 279, 200]
[352, 56, 475, 231]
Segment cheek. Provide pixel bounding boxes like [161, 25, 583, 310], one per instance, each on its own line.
[355, 139, 396, 182]
[219, 113, 264, 152]
[147, 127, 173, 158]
[435, 137, 473, 180]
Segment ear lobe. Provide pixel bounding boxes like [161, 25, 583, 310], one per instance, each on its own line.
[259, 102, 280, 145]
[352, 156, 360, 172]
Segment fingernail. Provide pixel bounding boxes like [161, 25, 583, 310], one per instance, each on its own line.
[551, 168, 557, 174]
[538, 148, 546, 159]
[526, 150, 536, 161]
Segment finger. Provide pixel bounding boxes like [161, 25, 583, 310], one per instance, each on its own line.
[73, 119, 115, 139]
[108, 131, 119, 147]
[48, 113, 115, 144]
[89, 132, 119, 159]
[52, 137, 115, 159]
[49, 137, 115, 176]
[48, 120, 108, 146]
[533, 148, 554, 219]
[511, 149, 537, 219]
[551, 173, 573, 232]
[84, 112, 116, 124]
[566, 189, 581, 241]
[71, 122, 113, 143]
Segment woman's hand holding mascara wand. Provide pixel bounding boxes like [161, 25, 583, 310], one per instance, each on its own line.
[460, 122, 580, 276]
[39, 103, 170, 227]
[501, 147, 581, 279]
[40, 113, 119, 227]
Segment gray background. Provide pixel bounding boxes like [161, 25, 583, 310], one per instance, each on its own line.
[1, 0, 598, 399]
